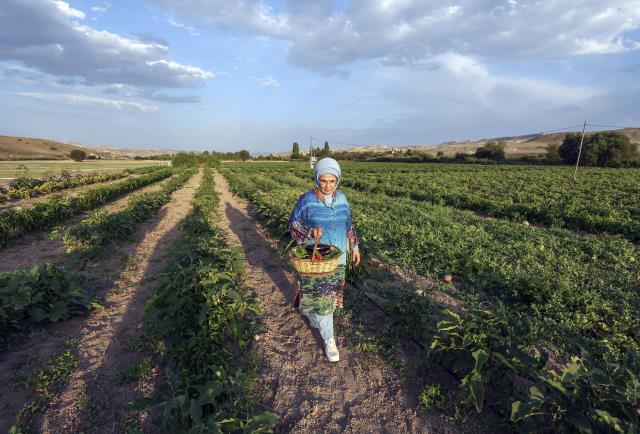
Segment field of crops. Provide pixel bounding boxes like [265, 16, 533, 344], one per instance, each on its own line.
[0, 163, 272, 432]
[221, 161, 640, 432]
[2, 157, 638, 432]
[0, 160, 168, 180]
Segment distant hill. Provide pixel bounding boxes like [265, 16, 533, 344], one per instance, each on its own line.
[321, 128, 640, 158]
[0, 135, 176, 160]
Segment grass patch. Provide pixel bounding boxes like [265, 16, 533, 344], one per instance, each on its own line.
[113, 357, 154, 385]
[419, 384, 446, 411]
[10, 339, 79, 432]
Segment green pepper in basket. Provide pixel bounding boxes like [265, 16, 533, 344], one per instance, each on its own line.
[322, 250, 342, 260]
[291, 247, 308, 259]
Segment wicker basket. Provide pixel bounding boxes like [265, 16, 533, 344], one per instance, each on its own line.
[289, 242, 341, 276]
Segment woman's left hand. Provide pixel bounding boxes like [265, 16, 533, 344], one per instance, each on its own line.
[352, 250, 361, 266]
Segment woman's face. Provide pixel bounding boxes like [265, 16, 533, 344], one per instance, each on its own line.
[318, 174, 338, 195]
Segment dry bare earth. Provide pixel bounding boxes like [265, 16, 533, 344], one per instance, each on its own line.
[0, 174, 178, 274]
[213, 171, 459, 433]
[0, 170, 202, 433]
[0, 134, 175, 159]
[0, 135, 111, 160]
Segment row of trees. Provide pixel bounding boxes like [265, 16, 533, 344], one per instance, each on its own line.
[69, 132, 638, 168]
[546, 132, 638, 167]
[67, 150, 173, 162]
[303, 132, 638, 167]
[291, 141, 331, 160]
[380, 132, 637, 167]
[171, 150, 252, 167]
[474, 141, 506, 161]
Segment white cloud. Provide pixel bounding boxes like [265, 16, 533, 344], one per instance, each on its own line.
[0, 60, 206, 106]
[146, 60, 214, 81]
[145, 0, 640, 72]
[348, 53, 601, 143]
[164, 15, 201, 36]
[149, 0, 290, 37]
[0, 0, 213, 88]
[91, 3, 111, 13]
[574, 36, 640, 54]
[253, 75, 280, 87]
[53, 1, 85, 19]
[17, 91, 158, 111]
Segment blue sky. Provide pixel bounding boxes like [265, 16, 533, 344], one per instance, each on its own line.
[0, 0, 639, 153]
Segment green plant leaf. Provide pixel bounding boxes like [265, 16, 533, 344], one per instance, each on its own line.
[510, 400, 543, 421]
[594, 409, 624, 433]
[472, 348, 489, 373]
[189, 399, 202, 423]
[469, 372, 485, 413]
[561, 360, 583, 384]
[243, 412, 277, 432]
[566, 410, 593, 433]
[195, 381, 224, 405]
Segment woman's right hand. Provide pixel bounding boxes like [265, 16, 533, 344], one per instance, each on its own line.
[309, 227, 323, 240]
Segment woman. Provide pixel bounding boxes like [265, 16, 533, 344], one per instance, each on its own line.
[289, 157, 361, 362]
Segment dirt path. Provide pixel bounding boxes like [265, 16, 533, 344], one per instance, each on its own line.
[0, 174, 176, 273]
[0, 170, 202, 433]
[214, 171, 450, 433]
[0, 174, 138, 211]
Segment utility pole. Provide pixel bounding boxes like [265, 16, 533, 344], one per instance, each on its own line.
[309, 136, 316, 168]
[573, 120, 587, 181]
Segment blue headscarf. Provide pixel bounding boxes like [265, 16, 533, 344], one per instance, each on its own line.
[314, 157, 341, 190]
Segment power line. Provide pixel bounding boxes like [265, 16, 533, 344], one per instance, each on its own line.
[540, 124, 585, 134]
[586, 123, 633, 129]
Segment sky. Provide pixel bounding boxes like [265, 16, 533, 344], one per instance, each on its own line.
[0, 0, 639, 153]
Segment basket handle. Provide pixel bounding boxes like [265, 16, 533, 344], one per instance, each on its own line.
[311, 237, 319, 262]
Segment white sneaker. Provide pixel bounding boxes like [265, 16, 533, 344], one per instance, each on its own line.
[324, 338, 340, 362]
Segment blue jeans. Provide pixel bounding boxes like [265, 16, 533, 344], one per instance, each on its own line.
[305, 313, 334, 341]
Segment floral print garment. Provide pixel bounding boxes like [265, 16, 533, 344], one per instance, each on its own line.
[289, 188, 360, 316]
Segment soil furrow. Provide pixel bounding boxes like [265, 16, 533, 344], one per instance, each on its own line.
[0, 174, 177, 273]
[0, 170, 201, 433]
[213, 171, 448, 434]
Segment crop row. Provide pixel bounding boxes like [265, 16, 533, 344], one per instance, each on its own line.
[221, 165, 640, 430]
[247, 162, 640, 242]
[0, 263, 98, 343]
[63, 169, 195, 252]
[223, 165, 640, 357]
[0, 167, 173, 248]
[1, 170, 131, 203]
[341, 168, 640, 241]
[428, 301, 640, 432]
[0, 169, 188, 342]
[271, 169, 639, 355]
[136, 167, 275, 431]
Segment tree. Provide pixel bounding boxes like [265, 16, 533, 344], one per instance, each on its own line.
[238, 150, 251, 161]
[291, 142, 301, 160]
[318, 141, 331, 158]
[68, 150, 86, 161]
[475, 140, 506, 161]
[559, 132, 637, 167]
[436, 151, 445, 157]
[545, 143, 562, 162]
